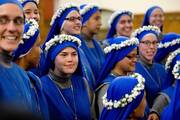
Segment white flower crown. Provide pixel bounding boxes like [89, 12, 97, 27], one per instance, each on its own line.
[45, 34, 81, 51]
[131, 25, 161, 38]
[102, 73, 145, 110]
[20, 19, 39, 44]
[165, 48, 180, 70]
[108, 10, 133, 28]
[104, 37, 139, 54]
[172, 61, 180, 80]
[50, 3, 78, 26]
[80, 4, 98, 15]
[158, 38, 180, 49]
[19, 0, 39, 4]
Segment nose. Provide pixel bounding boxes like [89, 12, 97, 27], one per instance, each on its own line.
[7, 21, 16, 32]
[67, 55, 73, 62]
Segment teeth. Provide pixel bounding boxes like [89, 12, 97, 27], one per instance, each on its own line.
[5, 36, 16, 40]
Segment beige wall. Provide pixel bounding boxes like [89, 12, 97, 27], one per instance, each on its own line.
[55, 0, 180, 14]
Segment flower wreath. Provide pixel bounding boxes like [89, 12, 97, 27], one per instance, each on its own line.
[20, 19, 39, 44]
[102, 73, 145, 110]
[45, 34, 81, 51]
[131, 25, 161, 38]
[80, 4, 98, 15]
[158, 38, 180, 49]
[50, 3, 78, 26]
[108, 10, 133, 28]
[172, 61, 180, 80]
[165, 48, 180, 70]
[104, 37, 139, 54]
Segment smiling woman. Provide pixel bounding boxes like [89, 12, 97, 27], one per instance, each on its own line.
[0, 3, 24, 53]
[40, 34, 93, 120]
[0, 0, 35, 115]
[133, 25, 168, 112]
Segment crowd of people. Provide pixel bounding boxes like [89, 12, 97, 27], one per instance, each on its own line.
[0, 0, 179, 120]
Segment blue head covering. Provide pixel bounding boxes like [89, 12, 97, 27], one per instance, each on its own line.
[18, 0, 39, 7]
[80, 4, 100, 25]
[13, 19, 39, 60]
[0, 0, 23, 10]
[41, 3, 79, 50]
[161, 59, 180, 120]
[99, 73, 145, 120]
[164, 48, 180, 86]
[132, 25, 161, 41]
[96, 36, 139, 87]
[42, 34, 82, 75]
[142, 6, 164, 31]
[106, 10, 133, 39]
[155, 33, 180, 63]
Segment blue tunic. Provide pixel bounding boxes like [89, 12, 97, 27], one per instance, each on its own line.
[27, 71, 49, 120]
[135, 61, 167, 107]
[79, 35, 105, 81]
[0, 62, 33, 111]
[41, 74, 91, 120]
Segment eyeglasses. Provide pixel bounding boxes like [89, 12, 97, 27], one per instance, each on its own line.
[140, 41, 159, 46]
[64, 16, 82, 22]
[0, 16, 24, 25]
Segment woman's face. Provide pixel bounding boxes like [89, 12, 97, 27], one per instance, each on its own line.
[61, 11, 82, 35]
[113, 48, 137, 75]
[23, 2, 40, 22]
[149, 8, 164, 29]
[54, 47, 78, 76]
[138, 33, 159, 64]
[84, 10, 102, 35]
[116, 15, 133, 37]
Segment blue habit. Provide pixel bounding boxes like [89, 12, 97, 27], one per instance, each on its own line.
[79, 35, 105, 81]
[41, 74, 91, 120]
[0, 63, 33, 111]
[135, 61, 168, 107]
[27, 71, 49, 120]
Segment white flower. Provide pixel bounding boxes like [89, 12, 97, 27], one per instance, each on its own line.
[45, 34, 81, 52]
[102, 73, 145, 109]
[158, 38, 180, 49]
[50, 3, 78, 26]
[172, 61, 180, 79]
[80, 4, 98, 15]
[131, 25, 161, 38]
[104, 37, 139, 54]
[165, 48, 180, 70]
[108, 10, 133, 28]
[21, 19, 39, 42]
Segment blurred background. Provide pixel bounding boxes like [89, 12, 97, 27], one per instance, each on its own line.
[39, 0, 180, 43]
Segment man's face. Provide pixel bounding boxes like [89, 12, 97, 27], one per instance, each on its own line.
[0, 3, 24, 53]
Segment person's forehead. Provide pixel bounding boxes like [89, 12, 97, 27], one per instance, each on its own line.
[0, 3, 23, 16]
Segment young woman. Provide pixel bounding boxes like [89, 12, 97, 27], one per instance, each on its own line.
[96, 36, 139, 114]
[19, 0, 40, 22]
[142, 6, 164, 32]
[132, 25, 168, 108]
[99, 73, 146, 120]
[106, 10, 133, 39]
[0, 0, 34, 112]
[80, 4, 105, 83]
[40, 34, 92, 120]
